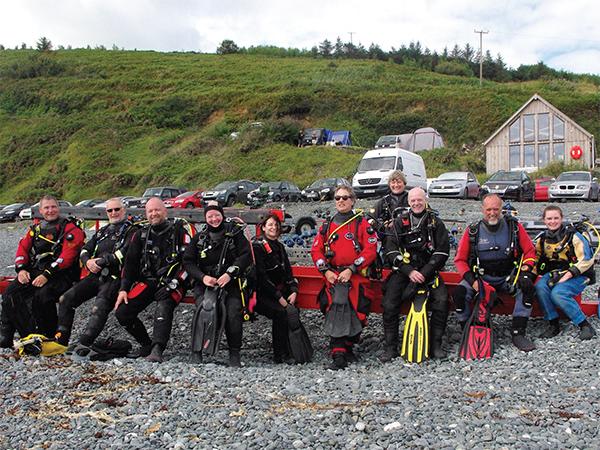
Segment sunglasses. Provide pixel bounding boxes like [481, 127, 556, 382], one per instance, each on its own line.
[334, 195, 351, 201]
[106, 207, 122, 213]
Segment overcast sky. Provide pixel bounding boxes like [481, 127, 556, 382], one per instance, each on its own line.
[2, 0, 600, 74]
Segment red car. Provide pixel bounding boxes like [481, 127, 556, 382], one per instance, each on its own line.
[164, 190, 204, 209]
[534, 177, 553, 202]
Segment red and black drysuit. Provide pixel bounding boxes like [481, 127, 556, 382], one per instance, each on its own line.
[252, 236, 299, 362]
[0, 217, 85, 344]
[115, 219, 192, 352]
[454, 216, 536, 336]
[56, 219, 139, 346]
[311, 211, 377, 357]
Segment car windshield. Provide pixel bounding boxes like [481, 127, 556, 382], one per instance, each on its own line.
[488, 171, 521, 182]
[376, 136, 397, 146]
[143, 188, 162, 196]
[437, 172, 466, 181]
[176, 191, 195, 198]
[357, 156, 396, 172]
[213, 182, 234, 190]
[309, 178, 335, 189]
[557, 172, 590, 181]
[264, 182, 282, 189]
[3, 203, 25, 210]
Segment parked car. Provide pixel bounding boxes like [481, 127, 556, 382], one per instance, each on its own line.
[0, 203, 30, 222]
[19, 200, 74, 219]
[374, 135, 402, 148]
[549, 171, 599, 201]
[202, 180, 260, 206]
[93, 196, 136, 209]
[126, 186, 187, 208]
[428, 172, 480, 199]
[300, 128, 331, 146]
[352, 148, 427, 198]
[247, 181, 302, 204]
[75, 199, 104, 208]
[164, 190, 204, 209]
[534, 177, 554, 202]
[301, 178, 351, 201]
[480, 170, 534, 201]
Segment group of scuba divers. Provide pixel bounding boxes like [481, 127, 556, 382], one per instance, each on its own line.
[0, 168, 596, 369]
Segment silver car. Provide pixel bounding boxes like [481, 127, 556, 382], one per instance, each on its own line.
[549, 171, 599, 201]
[428, 171, 480, 199]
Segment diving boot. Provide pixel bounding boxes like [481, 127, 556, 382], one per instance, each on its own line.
[330, 351, 347, 370]
[578, 321, 596, 341]
[430, 311, 448, 359]
[0, 333, 13, 349]
[345, 342, 359, 363]
[511, 317, 536, 352]
[379, 328, 399, 362]
[145, 344, 164, 363]
[539, 318, 561, 339]
[228, 348, 241, 368]
[190, 351, 203, 364]
[127, 343, 153, 359]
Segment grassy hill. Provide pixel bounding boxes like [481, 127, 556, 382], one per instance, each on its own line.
[1, 50, 599, 203]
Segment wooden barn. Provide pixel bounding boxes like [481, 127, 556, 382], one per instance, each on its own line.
[483, 94, 595, 174]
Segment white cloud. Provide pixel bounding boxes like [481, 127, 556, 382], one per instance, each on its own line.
[1, 0, 600, 73]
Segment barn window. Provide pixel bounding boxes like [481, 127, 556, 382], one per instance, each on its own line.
[553, 142, 565, 161]
[523, 115, 535, 142]
[509, 120, 520, 143]
[509, 145, 520, 169]
[538, 144, 549, 167]
[553, 116, 564, 140]
[538, 113, 549, 141]
[523, 144, 535, 167]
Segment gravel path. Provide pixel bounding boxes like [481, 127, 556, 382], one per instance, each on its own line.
[1, 198, 600, 449]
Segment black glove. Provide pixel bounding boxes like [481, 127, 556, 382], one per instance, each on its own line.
[548, 270, 562, 288]
[518, 270, 536, 308]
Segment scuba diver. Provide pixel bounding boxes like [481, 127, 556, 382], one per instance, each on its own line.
[55, 198, 139, 349]
[183, 202, 252, 368]
[311, 186, 377, 370]
[372, 170, 409, 228]
[454, 194, 537, 354]
[380, 187, 450, 363]
[253, 213, 312, 364]
[114, 197, 194, 362]
[534, 205, 596, 340]
[0, 195, 85, 348]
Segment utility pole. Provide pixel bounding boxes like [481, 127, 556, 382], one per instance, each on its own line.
[348, 32, 356, 45]
[474, 29, 489, 87]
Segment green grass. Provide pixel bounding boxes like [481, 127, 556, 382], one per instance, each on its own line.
[1, 50, 600, 202]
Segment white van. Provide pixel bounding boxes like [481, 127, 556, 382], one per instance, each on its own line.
[352, 148, 427, 198]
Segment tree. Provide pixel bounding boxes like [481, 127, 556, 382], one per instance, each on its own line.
[318, 39, 332, 57]
[462, 43, 475, 62]
[217, 39, 240, 54]
[36, 36, 52, 52]
[0, 44, 4, 51]
[20, 42, 27, 50]
[333, 37, 344, 58]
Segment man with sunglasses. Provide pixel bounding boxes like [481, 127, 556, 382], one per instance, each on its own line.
[55, 198, 138, 349]
[311, 186, 377, 369]
[0, 195, 85, 348]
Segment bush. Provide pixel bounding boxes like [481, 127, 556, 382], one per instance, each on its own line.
[132, 96, 214, 129]
[434, 61, 474, 77]
[2, 54, 66, 79]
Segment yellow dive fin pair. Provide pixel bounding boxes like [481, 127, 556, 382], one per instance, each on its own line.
[400, 287, 429, 363]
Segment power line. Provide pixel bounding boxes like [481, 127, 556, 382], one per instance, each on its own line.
[474, 29, 489, 87]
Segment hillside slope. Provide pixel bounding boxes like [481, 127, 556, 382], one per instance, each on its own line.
[0, 50, 598, 202]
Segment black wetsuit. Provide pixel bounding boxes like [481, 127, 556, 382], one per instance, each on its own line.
[183, 220, 252, 353]
[252, 236, 298, 361]
[56, 219, 137, 346]
[381, 209, 450, 353]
